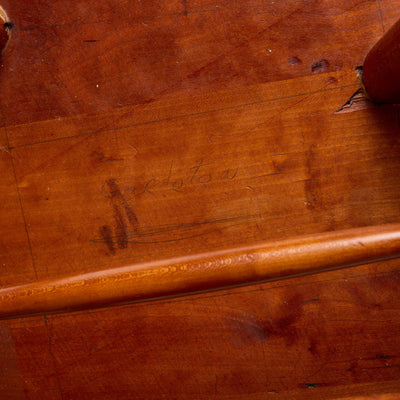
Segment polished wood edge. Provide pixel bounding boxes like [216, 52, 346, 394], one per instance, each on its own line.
[2, 223, 400, 319]
[0, 6, 8, 24]
[335, 394, 400, 400]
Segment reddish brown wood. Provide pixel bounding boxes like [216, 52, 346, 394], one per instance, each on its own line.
[362, 17, 400, 103]
[2, 223, 400, 319]
[0, 0, 384, 130]
[0, 26, 7, 54]
[3, 261, 400, 400]
[0, 0, 400, 398]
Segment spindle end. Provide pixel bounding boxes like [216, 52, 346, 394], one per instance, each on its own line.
[361, 18, 400, 104]
[0, 6, 11, 54]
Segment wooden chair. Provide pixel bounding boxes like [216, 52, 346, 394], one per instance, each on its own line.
[1, 2, 400, 399]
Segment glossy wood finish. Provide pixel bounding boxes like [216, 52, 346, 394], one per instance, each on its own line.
[1, 0, 400, 398]
[2, 223, 400, 319]
[362, 17, 400, 103]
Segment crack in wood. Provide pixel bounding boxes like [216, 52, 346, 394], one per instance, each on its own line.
[335, 88, 376, 114]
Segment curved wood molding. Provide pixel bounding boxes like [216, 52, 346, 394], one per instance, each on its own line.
[2, 223, 400, 319]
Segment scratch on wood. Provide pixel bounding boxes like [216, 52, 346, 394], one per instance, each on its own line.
[93, 214, 257, 247]
[300, 298, 320, 305]
[99, 225, 115, 254]
[112, 204, 128, 249]
[44, 316, 64, 399]
[129, 144, 139, 155]
[302, 383, 325, 388]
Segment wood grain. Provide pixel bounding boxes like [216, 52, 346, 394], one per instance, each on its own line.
[0, 0, 383, 134]
[7, 69, 400, 281]
[379, 0, 400, 32]
[0, 151, 36, 286]
[4, 260, 400, 399]
[1, 0, 400, 398]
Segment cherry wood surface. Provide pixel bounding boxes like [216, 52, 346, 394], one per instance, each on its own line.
[1, 0, 400, 398]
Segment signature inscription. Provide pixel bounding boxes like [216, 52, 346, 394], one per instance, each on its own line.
[95, 160, 244, 254]
[125, 159, 239, 197]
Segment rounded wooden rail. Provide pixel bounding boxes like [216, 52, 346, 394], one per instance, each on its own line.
[2, 224, 400, 319]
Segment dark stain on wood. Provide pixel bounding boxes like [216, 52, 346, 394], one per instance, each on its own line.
[311, 59, 329, 74]
[99, 225, 115, 255]
[307, 337, 319, 356]
[259, 293, 304, 345]
[180, 0, 188, 16]
[327, 76, 338, 85]
[289, 56, 302, 65]
[112, 204, 128, 249]
[106, 179, 139, 228]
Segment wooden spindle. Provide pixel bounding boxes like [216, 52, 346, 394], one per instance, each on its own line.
[361, 18, 400, 103]
[1, 223, 400, 319]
